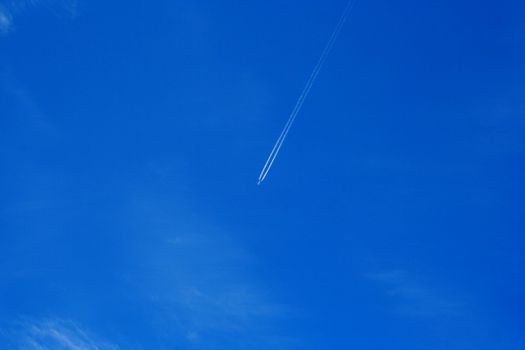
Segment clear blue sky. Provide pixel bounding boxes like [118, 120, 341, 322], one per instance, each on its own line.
[1, 0, 524, 349]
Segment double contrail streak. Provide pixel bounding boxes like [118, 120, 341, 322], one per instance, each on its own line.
[257, 0, 357, 185]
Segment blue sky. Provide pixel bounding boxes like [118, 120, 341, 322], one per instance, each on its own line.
[1, 0, 524, 349]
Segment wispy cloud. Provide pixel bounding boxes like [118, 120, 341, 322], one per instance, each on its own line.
[123, 195, 295, 348]
[137, 232, 291, 347]
[3, 319, 118, 350]
[367, 268, 525, 349]
[0, 5, 12, 34]
[367, 269, 464, 318]
[0, 0, 77, 35]
[0, 66, 57, 135]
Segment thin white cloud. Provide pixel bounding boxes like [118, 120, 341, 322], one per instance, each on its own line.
[0, 6, 12, 34]
[124, 196, 295, 348]
[146, 234, 289, 338]
[368, 270, 464, 318]
[0, 0, 77, 35]
[0, 66, 57, 135]
[12, 319, 118, 350]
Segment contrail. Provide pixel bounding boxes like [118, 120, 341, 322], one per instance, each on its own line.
[257, 0, 357, 185]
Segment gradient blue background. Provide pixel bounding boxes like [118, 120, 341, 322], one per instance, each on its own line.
[1, 0, 524, 349]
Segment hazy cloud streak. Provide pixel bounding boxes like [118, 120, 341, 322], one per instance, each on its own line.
[2, 319, 118, 350]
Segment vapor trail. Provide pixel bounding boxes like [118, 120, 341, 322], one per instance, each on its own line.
[257, 0, 357, 185]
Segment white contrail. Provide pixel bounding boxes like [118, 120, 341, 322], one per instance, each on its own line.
[257, 0, 357, 185]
